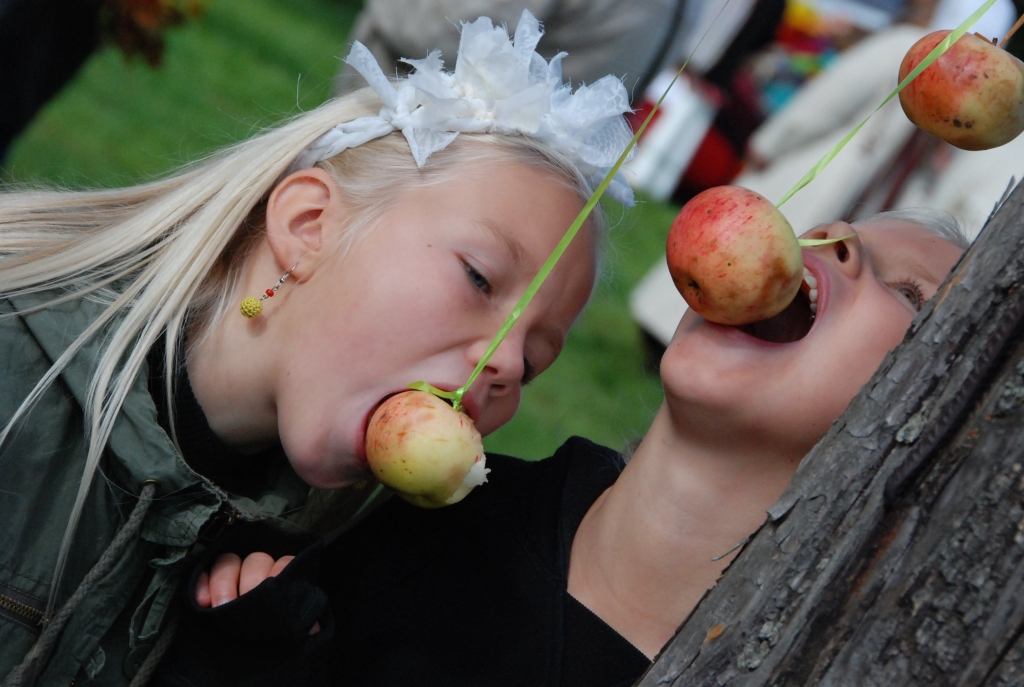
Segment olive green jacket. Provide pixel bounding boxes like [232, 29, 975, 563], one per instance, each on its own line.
[0, 293, 315, 687]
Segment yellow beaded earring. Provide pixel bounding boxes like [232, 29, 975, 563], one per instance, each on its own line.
[240, 263, 298, 318]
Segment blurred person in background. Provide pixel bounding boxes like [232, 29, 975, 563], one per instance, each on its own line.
[334, 0, 787, 105]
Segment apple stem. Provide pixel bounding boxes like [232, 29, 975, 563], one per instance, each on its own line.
[1000, 13, 1024, 47]
[797, 233, 857, 247]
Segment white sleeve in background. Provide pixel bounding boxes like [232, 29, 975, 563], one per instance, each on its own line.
[928, 0, 1016, 41]
[749, 23, 928, 161]
[894, 135, 1024, 239]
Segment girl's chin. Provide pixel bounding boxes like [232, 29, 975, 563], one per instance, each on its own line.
[297, 461, 370, 490]
[668, 319, 802, 358]
[705, 322, 801, 349]
[659, 322, 809, 404]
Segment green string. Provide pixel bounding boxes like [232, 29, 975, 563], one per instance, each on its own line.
[409, 16, 728, 411]
[798, 234, 857, 246]
[776, 0, 999, 208]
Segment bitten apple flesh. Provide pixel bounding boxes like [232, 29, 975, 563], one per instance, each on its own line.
[365, 390, 489, 508]
[898, 30, 1024, 150]
[666, 186, 803, 326]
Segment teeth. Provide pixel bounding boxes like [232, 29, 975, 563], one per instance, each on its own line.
[802, 268, 819, 304]
[803, 267, 819, 319]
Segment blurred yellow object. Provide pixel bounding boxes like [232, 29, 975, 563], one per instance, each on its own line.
[784, 0, 825, 36]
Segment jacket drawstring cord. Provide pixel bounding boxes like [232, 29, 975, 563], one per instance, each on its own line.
[2, 481, 158, 687]
[127, 609, 178, 687]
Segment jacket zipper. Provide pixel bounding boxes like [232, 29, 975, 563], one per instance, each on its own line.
[0, 588, 44, 627]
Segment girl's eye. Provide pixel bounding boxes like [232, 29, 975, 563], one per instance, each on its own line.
[521, 357, 537, 386]
[890, 279, 924, 311]
[464, 262, 492, 294]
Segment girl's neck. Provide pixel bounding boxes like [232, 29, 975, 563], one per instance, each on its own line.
[567, 404, 802, 658]
[186, 304, 282, 454]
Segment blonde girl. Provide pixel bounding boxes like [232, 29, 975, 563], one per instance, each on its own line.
[0, 11, 634, 686]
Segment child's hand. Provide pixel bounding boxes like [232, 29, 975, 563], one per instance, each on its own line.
[195, 552, 321, 634]
[196, 552, 295, 608]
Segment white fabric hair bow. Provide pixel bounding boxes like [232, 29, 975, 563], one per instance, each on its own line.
[290, 9, 636, 206]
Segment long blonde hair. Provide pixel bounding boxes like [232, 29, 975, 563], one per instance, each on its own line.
[0, 86, 603, 615]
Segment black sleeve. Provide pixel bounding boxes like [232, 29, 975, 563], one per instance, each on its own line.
[155, 520, 334, 687]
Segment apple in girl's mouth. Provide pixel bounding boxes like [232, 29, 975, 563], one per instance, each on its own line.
[666, 186, 803, 326]
[364, 390, 489, 508]
[898, 30, 1024, 150]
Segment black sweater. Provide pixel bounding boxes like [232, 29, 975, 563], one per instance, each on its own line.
[156, 435, 650, 687]
[323, 437, 650, 687]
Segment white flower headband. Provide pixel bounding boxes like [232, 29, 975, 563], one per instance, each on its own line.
[289, 9, 636, 206]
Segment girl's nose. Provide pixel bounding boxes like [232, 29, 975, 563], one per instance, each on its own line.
[803, 222, 863, 279]
[465, 336, 526, 398]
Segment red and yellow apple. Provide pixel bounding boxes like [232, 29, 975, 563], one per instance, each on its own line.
[899, 30, 1024, 150]
[666, 186, 803, 326]
[365, 390, 489, 508]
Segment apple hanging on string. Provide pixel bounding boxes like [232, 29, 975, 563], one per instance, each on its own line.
[666, 186, 804, 326]
[898, 30, 1024, 150]
[365, 390, 490, 508]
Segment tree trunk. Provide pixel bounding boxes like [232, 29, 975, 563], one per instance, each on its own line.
[640, 178, 1024, 687]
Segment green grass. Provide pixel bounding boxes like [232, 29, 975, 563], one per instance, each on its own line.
[4, 0, 362, 186]
[3, 0, 680, 460]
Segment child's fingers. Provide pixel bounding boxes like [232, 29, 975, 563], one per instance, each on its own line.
[238, 552, 276, 596]
[268, 555, 295, 578]
[209, 553, 243, 607]
[195, 571, 212, 608]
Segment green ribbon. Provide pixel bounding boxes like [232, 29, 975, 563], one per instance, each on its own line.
[798, 233, 857, 246]
[776, 0, 999, 208]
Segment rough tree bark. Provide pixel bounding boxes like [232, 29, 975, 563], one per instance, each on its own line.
[639, 179, 1024, 687]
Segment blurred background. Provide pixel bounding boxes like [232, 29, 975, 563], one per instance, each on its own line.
[3, 0, 1023, 459]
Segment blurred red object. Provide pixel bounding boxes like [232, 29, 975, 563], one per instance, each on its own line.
[678, 125, 743, 194]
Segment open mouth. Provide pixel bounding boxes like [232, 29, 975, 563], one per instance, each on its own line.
[736, 267, 819, 344]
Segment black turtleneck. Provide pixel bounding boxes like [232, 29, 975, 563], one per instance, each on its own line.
[146, 340, 284, 498]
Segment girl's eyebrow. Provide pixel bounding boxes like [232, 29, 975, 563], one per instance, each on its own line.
[879, 244, 946, 286]
[476, 218, 528, 268]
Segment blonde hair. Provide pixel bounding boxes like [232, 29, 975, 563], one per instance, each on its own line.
[0, 86, 603, 615]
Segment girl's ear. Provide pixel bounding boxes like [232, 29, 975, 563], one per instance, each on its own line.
[265, 168, 344, 282]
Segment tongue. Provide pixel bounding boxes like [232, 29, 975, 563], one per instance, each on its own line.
[736, 291, 812, 343]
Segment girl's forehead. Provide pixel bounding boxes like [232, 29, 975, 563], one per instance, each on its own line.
[854, 219, 949, 248]
[855, 220, 964, 282]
